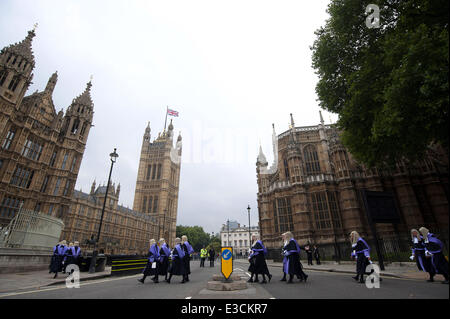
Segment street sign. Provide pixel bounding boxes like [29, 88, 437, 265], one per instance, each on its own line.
[221, 247, 233, 279]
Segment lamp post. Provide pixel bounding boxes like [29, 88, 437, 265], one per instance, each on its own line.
[89, 148, 118, 273]
[227, 219, 230, 247]
[246, 205, 251, 252]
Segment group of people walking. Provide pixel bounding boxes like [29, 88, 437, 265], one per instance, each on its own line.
[49, 227, 448, 286]
[410, 227, 449, 284]
[49, 240, 82, 278]
[199, 246, 216, 268]
[138, 235, 194, 284]
[247, 233, 309, 284]
[350, 228, 449, 284]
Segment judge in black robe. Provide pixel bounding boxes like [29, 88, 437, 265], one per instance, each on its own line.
[49, 243, 61, 277]
[410, 229, 435, 282]
[158, 239, 171, 281]
[247, 235, 272, 283]
[167, 238, 187, 283]
[72, 242, 82, 268]
[350, 231, 371, 283]
[64, 243, 75, 272]
[181, 235, 194, 282]
[281, 232, 308, 283]
[138, 239, 160, 284]
[420, 227, 449, 284]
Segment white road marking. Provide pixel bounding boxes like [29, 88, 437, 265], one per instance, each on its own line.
[185, 296, 192, 299]
[0, 274, 141, 298]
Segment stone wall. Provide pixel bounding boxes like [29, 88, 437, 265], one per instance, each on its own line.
[0, 247, 52, 273]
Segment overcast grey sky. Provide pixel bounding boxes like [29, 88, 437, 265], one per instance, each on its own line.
[1, 0, 337, 235]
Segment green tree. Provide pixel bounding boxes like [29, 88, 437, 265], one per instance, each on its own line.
[311, 0, 448, 168]
[176, 225, 211, 252]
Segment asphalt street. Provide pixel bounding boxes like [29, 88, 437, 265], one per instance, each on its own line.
[0, 260, 448, 299]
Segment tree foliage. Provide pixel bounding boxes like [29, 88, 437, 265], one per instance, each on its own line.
[311, 0, 449, 167]
[176, 225, 212, 252]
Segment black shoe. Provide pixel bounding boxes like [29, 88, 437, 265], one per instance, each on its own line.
[181, 279, 186, 284]
[166, 279, 170, 284]
[254, 278, 259, 283]
[268, 274, 272, 282]
[247, 278, 254, 283]
[53, 273, 57, 279]
[304, 275, 308, 282]
[138, 278, 145, 284]
[280, 277, 286, 282]
[152, 278, 159, 283]
[261, 280, 267, 284]
[287, 279, 293, 284]
[352, 276, 359, 281]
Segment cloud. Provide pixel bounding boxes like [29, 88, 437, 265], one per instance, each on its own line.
[0, 0, 337, 234]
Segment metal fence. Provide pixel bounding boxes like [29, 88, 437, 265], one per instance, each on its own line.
[317, 232, 449, 263]
[0, 208, 64, 249]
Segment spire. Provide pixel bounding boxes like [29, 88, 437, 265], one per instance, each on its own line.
[319, 110, 324, 125]
[2, 28, 36, 66]
[71, 79, 93, 109]
[257, 145, 268, 165]
[44, 71, 58, 95]
[90, 180, 96, 194]
[290, 113, 295, 129]
[177, 131, 182, 142]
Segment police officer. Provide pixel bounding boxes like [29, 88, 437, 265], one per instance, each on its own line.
[200, 246, 207, 267]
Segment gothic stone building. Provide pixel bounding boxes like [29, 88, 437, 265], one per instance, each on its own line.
[132, 120, 182, 248]
[256, 113, 449, 260]
[64, 181, 158, 255]
[0, 29, 93, 227]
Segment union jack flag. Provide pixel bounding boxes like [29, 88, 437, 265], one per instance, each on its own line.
[167, 108, 179, 117]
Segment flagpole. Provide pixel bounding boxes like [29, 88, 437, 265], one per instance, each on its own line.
[164, 106, 168, 133]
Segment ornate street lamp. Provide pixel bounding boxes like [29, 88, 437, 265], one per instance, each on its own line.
[89, 148, 118, 273]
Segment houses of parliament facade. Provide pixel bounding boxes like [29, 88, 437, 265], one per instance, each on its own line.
[0, 29, 182, 255]
[256, 113, 449, 259]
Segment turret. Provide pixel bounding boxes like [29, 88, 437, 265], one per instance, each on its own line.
[61, 79, 94, 142]
[0, 27, 36, 106]
[44, 71, 58, 96]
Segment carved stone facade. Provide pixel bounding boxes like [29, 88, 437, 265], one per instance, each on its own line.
[0, 29, 93, 228]
[256, 113, 449, 259]
[64, 182, 158, 255]
[132, 120, 182, 248]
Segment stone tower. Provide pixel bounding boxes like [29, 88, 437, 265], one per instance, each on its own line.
[0, 28, 94, 227]
[132, 119, 182, 247]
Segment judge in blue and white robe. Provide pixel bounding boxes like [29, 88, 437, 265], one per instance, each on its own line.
[139, 239, 160, 284]
[420, 227, 449, 284]
[167, 238, 187, 283]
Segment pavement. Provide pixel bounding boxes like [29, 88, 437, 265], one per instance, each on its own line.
[236, 259, 440, 281]
[0, 260, 443, 294]
[0, 267, 112, 293]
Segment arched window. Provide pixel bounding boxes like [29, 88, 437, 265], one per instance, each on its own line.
[8, 75, 20, 92]
[0, 69, 8, 86]
[71, 119, 80, 134]
[304, 145, 321, 175]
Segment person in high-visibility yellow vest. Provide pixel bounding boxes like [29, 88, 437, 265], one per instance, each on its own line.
[200, 247, 208, 267]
